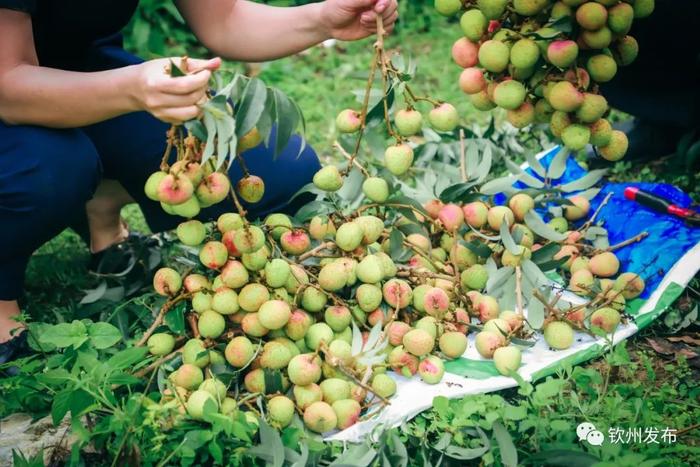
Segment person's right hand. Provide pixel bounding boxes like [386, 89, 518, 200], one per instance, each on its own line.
[132, 57, 221, 124]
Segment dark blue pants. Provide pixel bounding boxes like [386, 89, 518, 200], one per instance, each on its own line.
[0, 44, 320, 300]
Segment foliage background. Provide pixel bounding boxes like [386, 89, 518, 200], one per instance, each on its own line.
[7, 0, 698, 465]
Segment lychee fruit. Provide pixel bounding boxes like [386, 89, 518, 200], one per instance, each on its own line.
[478, 39, 510, 73]
[144, 171, 167, 201]
[548, 81, 584, 112]
[371, 373, 397, 398]
[474, 294, 500, 322]
[309, 215, 336, 240]
[547, 40, 579, 68]
[587, 54, 617, 83]
[305, 323, 334, 351]
[613, 272, 645, 299]
[258, 300, 292, 330]
[614, 35, 639, 67]
[475, 330, 505, 358]
[598, 130, 628, 161]
[212, 287, 239, 315]
[384, 144, 415, 176]
[172, 363, 204, 390]
[388, 346, 420, 377]
[589, 251, 620, 277]
[509, 193, 535, 222]
[460, 9, 488, 41]
[268, 395, 295, 428]
[487, 205, 515, 231]
[293, 383, 322, 411]
[562, 124, 591, 151]
[287, 353, 322, 386]
[260, 341, 292, 370]
[493, 80, 527, 110]
[424, 287, 450, 317]
[507, 102, 535, 128]
[493, 346, 522, 375]
[236, 175, 265, 204]
[199, 241, 229, 269]
[241, 313, 269, 337]
[313, 165, 343, 192]
[438, 203, 465, 231]
[147, 333, 175, 356]
[186, 390, 217, 420]
[576, 2, 607, 30]
[356, 283, 383, 312]
[439, 331, 468, 359]
[402, 328, 435, 357]
[394, 109, 423, 136]
[176, 220, 206, 246]
[459, 68, 486, 95]
[198, 310, 226, 339]
[570, 268, 595, 294]
[335, 221, 364, 252]
[225, 336, 255, 368]
[451, 37, 479, 68]
[564, 195, 590, 221]
[418, 355, 445, 384]
[320, 378, 351, 405]
[196, 172, 230, 207]
[385, 321, 411, 347]
[153, 267, 182, 296]
[184, 274, 210, 293]
[324, 306, 352, 332]
[238, 283, 270, 312]
[199, 378, 227, 400]
[463, 201, 489, 228]
[336, 109, 362, 134]
[362, 177, 390, 203]
[157, 173, 194, 205]
[303, 401, 337, 434]
[382, 279, 413, 309]
[461, 264, 488, 291]
[510, 38, 540, 69]
[543, 321, 574, 350]
[428, 103, 459, 132]
[301, 287, 328, 313]
[280, 229, 311, 255]
[590, 307, 621, 334]
[499, 310, 524, 332]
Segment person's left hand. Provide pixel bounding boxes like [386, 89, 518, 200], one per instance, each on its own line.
[319, 0, 399, 41]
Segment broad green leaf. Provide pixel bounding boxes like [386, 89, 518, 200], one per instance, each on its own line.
[492, 421, 518, 467]
[525, 290, 545, 329]
[546, 147, 569, 180]
[524, 210, 567, 242]
[87, 322, 122, 349]
[480, 176, 520, 196]
[499, 218, 524, 255]
[559, 169, 607, 193]
[40, 321, 88, 349]
[107, 346, 149, 370]
[51, 389, 72, 425]
[525, 151, 547, 178]
[295, 200, 333, 223]
[79, 281, 107, 305]
[235, 78, 268, 138]
[272, 88, 300, 157]
[504, 157, 545, 188]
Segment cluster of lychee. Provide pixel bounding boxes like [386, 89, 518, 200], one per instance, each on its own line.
[437, 0, 654, 160]
[335, 100, 460, 178]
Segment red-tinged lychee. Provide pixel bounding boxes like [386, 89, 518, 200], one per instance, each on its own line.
[507, 102, 535, 128]
[158, 173, 194, 205]
[424, 287, 450, 318]
[508, 193, 534, 222]
[303, 401, 337, 434]
[287, 353, 322, 386]
[564, 195, 590, 221]
[589, 251, 620, 277]
[418, 355, 445, 384]
[236, 175, 265, 204]
[499, 310, 524, 332]
[332, 399, 361, 430]
[225, 336, 255, 368]
[280, 229, 311, 256]
[388, 346, 419, 377]
[383, 279, 413, 309]
[153, 267, 182, 296]
[196, 172, 230, 207]
[438, 203, 465, 231]
[336, 109, 362, 134]
[452, 37, 479, 68]
[324, 306, 351, 332]
[547, 40, 578, 68]
[144, 171, 167, 201]
[172, 363, 204, 390]
[590, 307, 621, 334]
[613, 272, 645, 299]
[475, 330, 505, 358]
[385, 321, 411, 347]
[241, 312, 269, 338]
[474, 294, 500, 322]
[459, 68, 486, 95]
[238, 127, 263, 153]
[463, 201, 489, 228]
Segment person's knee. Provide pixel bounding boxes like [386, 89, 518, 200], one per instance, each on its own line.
[7, 127, 100, 218]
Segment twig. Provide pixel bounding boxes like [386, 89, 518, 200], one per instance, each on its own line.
[228, 186, 249, 222]
[515, 265, 524, 316]
[579, 192, 613, 232]
[459, 129, 467, 182]
[133, 349, 181, 379]
[604, 231, 648, 253]
[334, 141, 370, 177]
[298, 241, 336, 261]
[136, 293, 190, 347]
[345, 48, 379, 175]
[676, 423, 700, 436]
[159, 126, 177, 171]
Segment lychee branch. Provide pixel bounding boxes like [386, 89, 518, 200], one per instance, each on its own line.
[298, 241, 336, 262]
[604, 231, 648, 253]
[334, 141, 370, 177]
[578, 192, 613, 233]
[515, 265, 524, 316]
[136, 292, 192, 347]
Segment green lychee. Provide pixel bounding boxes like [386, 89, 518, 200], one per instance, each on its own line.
[225, 336, 255, 368]
[147, 333, 175, 356]
[543, 321, 574, 350]
[336, 109, 362, 133]
[313, 165, 343, 192]
[493, 346, 522, 375]
[394, 109, 423, 136]
[186, 390, 217, 420]
[258, 299, 292, 330]
[460, 9, 488, 41]
[362, 177, 389, 203]
[303, 401, 337, 434]
[478, 40, 510, 73]
[598, 130, 628, 161]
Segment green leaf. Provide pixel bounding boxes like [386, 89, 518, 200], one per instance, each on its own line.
[500, 218, 524, 255]
[295, 200, 333, 223]
[235, 78, 268, 138]
[525, 151, 547, 178]
[107, 346, 149, 371]
[461, 240, 493, 258]
[263, 369, 285, 394]
[165, 301, 186, 334]
[79, 281, 107, 305]
[524, 211, 567, 242]
[546, 147, 569, 180]
[492, 421, 517, 467]
[248, 420, 285, 467]
[40, 321, 88, 349]
[272, 88, 300, 157]
[87, 322, 122, 349]
[526, 293, 545, 330]
[558, 169, 607, 193]
[185, 120, 207, 141]
[504, 158, 545, 188]
[169, 59, 186, 77]
[439, 182, 481, 203]
[389, 228, 406, 261]
[51, 389, 72, 425]
[480, 176, 520, 196]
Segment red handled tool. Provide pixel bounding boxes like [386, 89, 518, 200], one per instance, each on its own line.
[624, 187, 700, 226]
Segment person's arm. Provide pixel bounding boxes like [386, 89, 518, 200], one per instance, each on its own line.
[176, 0, 399, 62]
[0, 9, 219, 128]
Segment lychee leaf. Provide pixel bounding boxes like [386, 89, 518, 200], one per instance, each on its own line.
[525, 151, 547, 178]
[559, 169, 607, 193]
[474, 144, 493, 183]
[365, 321, 384, 352]
[235, 77, 268, 138]
[521, 260, 552, 289]
[504, 157, 545, 189]
[461, 240, 493, 259]
[526, 296, 545, 330]
[351, 321, 363, 355]
[439, 182, 480, 203]
[546, 147, 569, 180]
[500, 219, 525, 256]
[480, 176, 520, 196]
[524, 211, 568, 242]
[486, 266, 514, 295]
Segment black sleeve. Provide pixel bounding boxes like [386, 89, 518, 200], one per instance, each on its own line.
[0, 0, 36, 14]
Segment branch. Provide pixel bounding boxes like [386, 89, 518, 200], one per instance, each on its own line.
[136, 293, 190, 347]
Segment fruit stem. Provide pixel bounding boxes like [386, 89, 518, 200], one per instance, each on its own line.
[132, 348, 182, 379]
[160, 125, 177, 171]
[135, 292, 191, 347]
[459, 129, 468, 182]
[334, 141, 370, 177]
[298, 241, 336, 262]
[604, 231, 649, 253]
[228, 186, 249, 224]
[515, 265, 524, 316]
[578, 192, 613, 233]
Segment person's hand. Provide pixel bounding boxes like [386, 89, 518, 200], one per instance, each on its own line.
[319, 0, 399, 42]
[131, 57, 221, 124]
